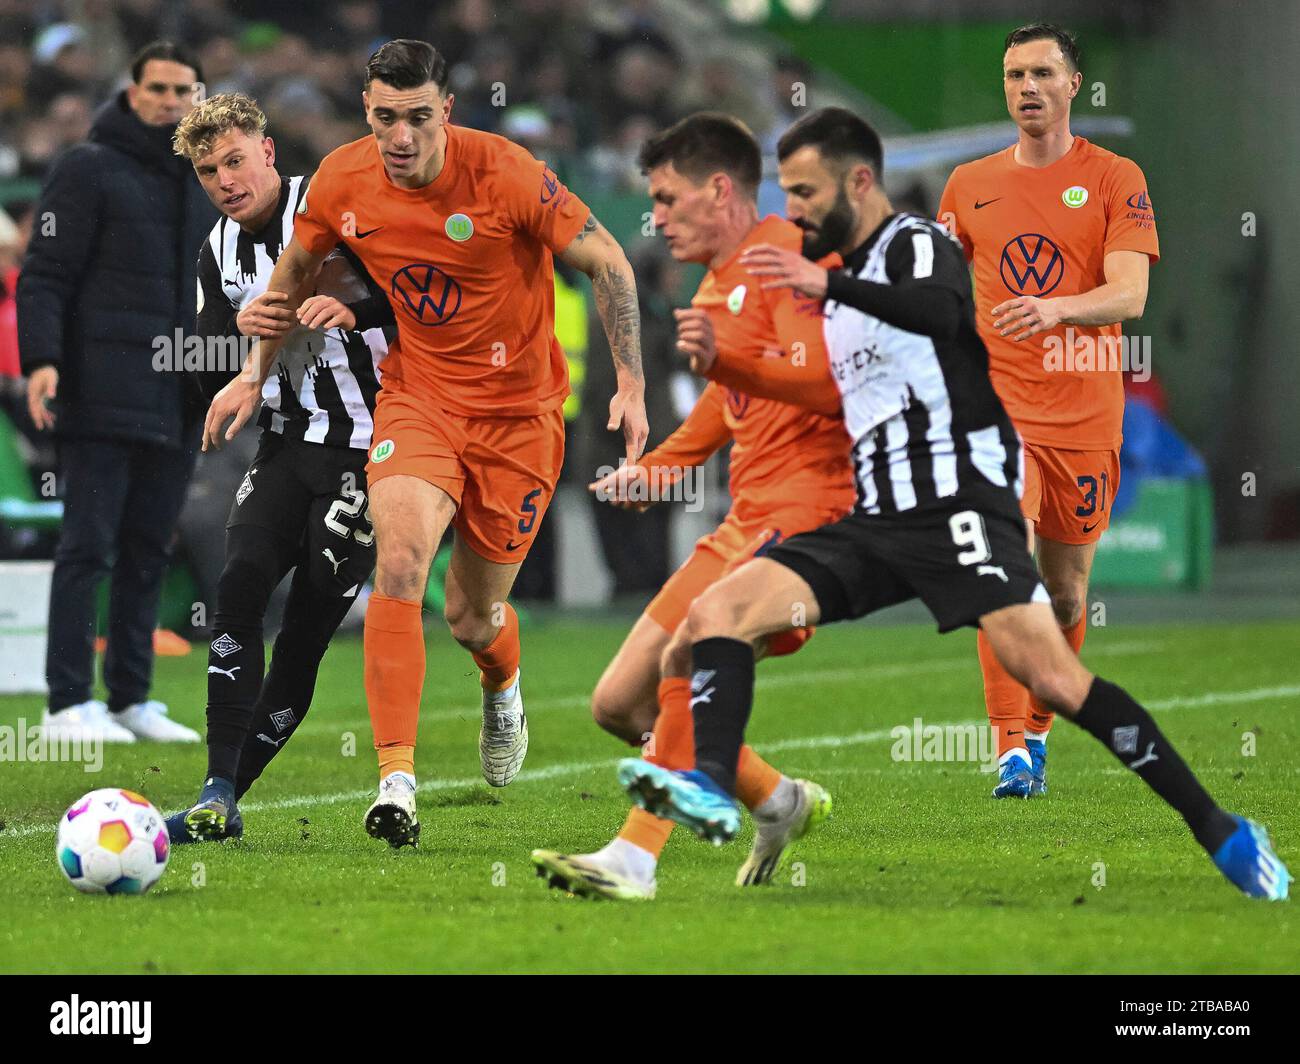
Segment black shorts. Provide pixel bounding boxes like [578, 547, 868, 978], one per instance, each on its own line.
[229, 432, 376, 593]
[765, 495, 1047, 633]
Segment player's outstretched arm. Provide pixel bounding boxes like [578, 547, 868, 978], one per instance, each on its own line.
[559, 214, 648, 462]
[202, 235, 327, 451]
[992, 249, 1149, 340]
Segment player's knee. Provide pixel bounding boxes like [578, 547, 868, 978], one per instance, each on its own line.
[683, 587, 742, 642]
[1046, 584, 1086, 628]
[659, 634, 691, 679]
[442, 595, 494, 651]
[375, 533, 431, 599]
[590, 675, 636, 737]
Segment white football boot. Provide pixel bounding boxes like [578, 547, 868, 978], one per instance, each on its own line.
[364, 771, 420, 848]
[115, 700, 201, 742]
[532, 839, 657, 901]
[40, 700, 136, 744]
[736, 778, 832, 886]
[479, 670, 528, 787]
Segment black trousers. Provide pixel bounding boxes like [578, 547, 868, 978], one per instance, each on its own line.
[47, 433, 198, 712]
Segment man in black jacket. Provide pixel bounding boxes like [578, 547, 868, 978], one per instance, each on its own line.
[18, 41, 218, 743]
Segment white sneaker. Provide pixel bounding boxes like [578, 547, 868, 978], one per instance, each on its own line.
[479, 670, 528, 787]
[736, 778, 832, 887]
[114, 700, 201, 742]
[364, 772, 420, 848]
[40, 700, 136, 744]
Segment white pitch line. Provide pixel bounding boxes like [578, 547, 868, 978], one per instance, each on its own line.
[294, 638, 1172, 734]
[6, 679, 1295, 842]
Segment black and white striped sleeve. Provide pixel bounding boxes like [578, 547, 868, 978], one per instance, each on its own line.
[196, 239, 238, 339]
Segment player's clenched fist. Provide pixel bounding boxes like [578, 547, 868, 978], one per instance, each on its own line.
[674, 307, 717, 376]
[296, 295, 356, 331]
[202, 374, 261, 452]
[236, 290, 294, 337]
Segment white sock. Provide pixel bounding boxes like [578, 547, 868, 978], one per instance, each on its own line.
[753, 776, 799, 822]
[593, 837, 657, 884]
[999, 747, 1030, 768]
[485, 670, 520, 704]
[1024, 730, 1048, 743]
[383, 770, 416, 790]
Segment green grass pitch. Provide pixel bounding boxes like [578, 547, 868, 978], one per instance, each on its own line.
[1, 616, 1296, 973]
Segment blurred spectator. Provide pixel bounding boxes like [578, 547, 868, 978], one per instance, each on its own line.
[17, 41, 216, 742]
[0, 205, 21, 380]
[27, 23, 99, 101]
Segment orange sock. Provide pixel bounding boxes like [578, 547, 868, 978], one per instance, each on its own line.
[1028, 614, 1086, 735]
[364, 592, 425, 776]
[473, 602, 520, 692]
[735, 745, 782, 811]
[978, 627, 1031, 759]
[618, 677, 692, 857]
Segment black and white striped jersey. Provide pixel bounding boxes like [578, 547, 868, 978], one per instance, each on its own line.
[196, 175, 390, 450]
[823, 212, 1023, 516]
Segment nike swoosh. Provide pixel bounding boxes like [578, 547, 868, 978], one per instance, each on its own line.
[974, 198, 1002, 209]
[506, 540, 524, 551]
[355, 227, 383, 239]
[1082, 521, 1099, 533]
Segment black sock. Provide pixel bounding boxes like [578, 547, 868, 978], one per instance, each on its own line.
[234, 569, 356, 800]
[1075, 677, 1237, 854]
[689, 637, 755, 795]
[204, 623, 265, 783]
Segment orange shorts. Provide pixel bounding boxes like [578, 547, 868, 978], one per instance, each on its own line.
[366, 388, 565, 564]
[1021, 442, 1121, 545]
[646, 498, 849, 639]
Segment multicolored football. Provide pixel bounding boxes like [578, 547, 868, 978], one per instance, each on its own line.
[56, 788, 170, 895]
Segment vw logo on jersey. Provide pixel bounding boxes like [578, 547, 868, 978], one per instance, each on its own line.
[725, 388, 750, 419]
[391, 263, 462, 325]
[445, 213, 474, 242]
[1126, 190, 1151, 210]
[1061, 185, 1089, 208]
[999, 233, 1065, 296]
[727, 284, 747, 315]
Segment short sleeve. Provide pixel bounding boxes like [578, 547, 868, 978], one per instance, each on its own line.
[292, 169, 341, 258]
[499, 145, 590, 253]
[885, 225, 970, 296]
[936, 172, 973, 262]
[1102, 157, 1160, 263]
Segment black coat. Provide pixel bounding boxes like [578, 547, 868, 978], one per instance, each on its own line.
[17, 92, 218, 448]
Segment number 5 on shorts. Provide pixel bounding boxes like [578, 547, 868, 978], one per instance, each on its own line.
[949, 510, 991, 565]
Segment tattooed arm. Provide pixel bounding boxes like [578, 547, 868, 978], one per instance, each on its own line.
[559, 213, 649, 461]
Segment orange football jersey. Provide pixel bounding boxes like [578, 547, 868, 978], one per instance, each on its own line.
[294, 124, 590, 418]
[939, 137, 1159, 449]
[642, 216, 854, 515]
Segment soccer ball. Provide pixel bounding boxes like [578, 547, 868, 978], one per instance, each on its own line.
[56, 788, 169, 895]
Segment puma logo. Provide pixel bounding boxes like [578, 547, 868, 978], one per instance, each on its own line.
[976, 564, 1009, 582]
[1128, 742, 1159, 770]
[208, 665, 240, 680]
[256, 732, 288, 748]
[322, 548, 346, 575]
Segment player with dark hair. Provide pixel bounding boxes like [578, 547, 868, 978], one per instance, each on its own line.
[201, 39, 648, 849]
[617, 107, 1290, 902]
[164, 93, 393, 841]
[531, 113, 846, 899]
[938, 23, 1157, 798]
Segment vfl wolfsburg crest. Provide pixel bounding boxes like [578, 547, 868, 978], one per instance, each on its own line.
[371, 439, 395, 463]
[727, 284, 747, 315]
[1062, 185, 1089, 208]
[445, 213, 474, 241]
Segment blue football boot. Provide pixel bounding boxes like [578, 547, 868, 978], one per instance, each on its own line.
[179, 776, 238, 842]
[991, 753, 1033, 799]
[1026, 738, 1048, 796]
[617, 759, 741, 845]
[1212, 816, 1291, 900]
